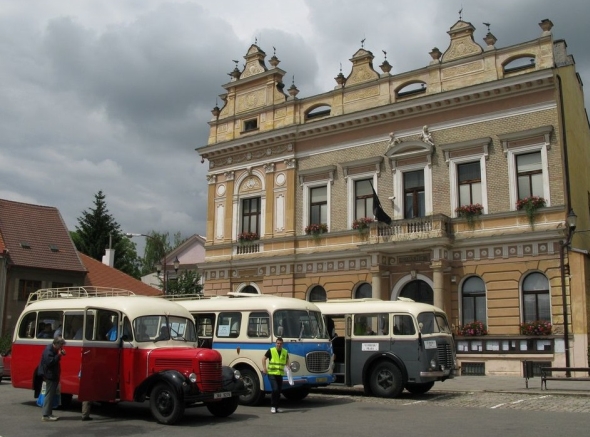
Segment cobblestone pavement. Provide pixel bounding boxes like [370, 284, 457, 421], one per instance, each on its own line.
[310, 386, 590, 413]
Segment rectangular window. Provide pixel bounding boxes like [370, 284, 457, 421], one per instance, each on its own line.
[247, 311, 270, 338]
[458, 162, 482, 206]
[243, 118, 258, 132]
[217, 312, 242, 338]
[18, 279, 41, 301]
[241, 197, 260, 235]
[393, 315, 416, 336]
[354, 179, 374, 220]
[310, 186, 327, 225]
[404, 170, 425, 218]
[517, 152, 543, 199]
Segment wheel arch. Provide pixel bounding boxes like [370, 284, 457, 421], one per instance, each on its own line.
[134, 370, 187, 402]
[232, 359, 264, 391]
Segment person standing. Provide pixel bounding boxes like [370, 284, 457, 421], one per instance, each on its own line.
[38, 336, 66, 421]
[261, 337, 289, 414]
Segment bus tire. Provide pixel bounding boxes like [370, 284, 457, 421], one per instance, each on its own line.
[206, 396, 239, 417]
[405, 381, 434, 394]
[150, 382, 184, 425]
[239, 368, 264, 406]
[369, 361, 403, 398]
[60, 393, 73, 409]
[282, 386, 310, 401]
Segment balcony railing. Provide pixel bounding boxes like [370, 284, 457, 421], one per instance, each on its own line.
[370, 214, 452, 242]
[236, 242, 260, 254]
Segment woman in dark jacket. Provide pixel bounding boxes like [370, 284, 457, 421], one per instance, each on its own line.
[37, 336, 66, 421]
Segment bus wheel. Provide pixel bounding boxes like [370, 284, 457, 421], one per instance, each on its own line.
[405, 381, 434, 394]
[282, 386, 310, 401]
[150, 382, 185, 425]
[206, 396, 239, 417]
[60, 393, 73, 409]
[239, 368, 264, 406]
[369, 361, 403, 398]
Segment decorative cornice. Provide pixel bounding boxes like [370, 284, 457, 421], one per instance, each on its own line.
[439, 137, 492, 163]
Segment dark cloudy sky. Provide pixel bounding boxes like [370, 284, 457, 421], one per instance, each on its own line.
[1, 0, 588, 249]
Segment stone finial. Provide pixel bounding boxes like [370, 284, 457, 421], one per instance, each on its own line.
[211, 105, 220, 118]
[483, 32, 497, 50]
[229, 65, 241, 81]
[334, 71, 346, 86]
[288, 76, 299, 98]
[539, 19, 553, 36]
[429, 47, 442, 64]
[269, 55, 280, 68]
[380, 60, 392, 74]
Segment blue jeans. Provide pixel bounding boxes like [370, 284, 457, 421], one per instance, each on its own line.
[42, 380, 58, 417]
[269, 374, 283, 408]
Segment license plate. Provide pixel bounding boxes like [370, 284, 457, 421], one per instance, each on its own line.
[316, 377, 327, 383]
[214, 391, 232, 399]
[424, 340, 437, 349]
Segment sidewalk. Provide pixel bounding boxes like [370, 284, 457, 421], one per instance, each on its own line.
[433, 375, 590, 396]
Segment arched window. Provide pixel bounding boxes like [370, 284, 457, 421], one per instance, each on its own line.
[399, 280, 433, 305]
[461, 276, 486, 325]
[522, 272, 550, 322]
[308, 286, 326, 302]
[355, 283, 372, 299]
[240, 285, 258, 294]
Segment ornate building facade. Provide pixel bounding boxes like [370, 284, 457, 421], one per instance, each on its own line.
[196, 18, 590, 375]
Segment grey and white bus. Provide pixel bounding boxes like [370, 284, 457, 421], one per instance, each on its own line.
[316, 299, 458, 397]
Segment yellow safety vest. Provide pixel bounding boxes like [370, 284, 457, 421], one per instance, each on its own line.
[268, 347, 288, 376]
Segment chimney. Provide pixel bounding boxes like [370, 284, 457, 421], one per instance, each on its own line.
[101, 233, 115, 267]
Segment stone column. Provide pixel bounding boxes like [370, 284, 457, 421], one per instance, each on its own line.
[371, 270, 381, 299]
[431, 261, 444, 311]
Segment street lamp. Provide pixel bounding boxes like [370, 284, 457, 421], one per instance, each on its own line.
[559, 209, 577, 375]
[125, 233, 178, 295]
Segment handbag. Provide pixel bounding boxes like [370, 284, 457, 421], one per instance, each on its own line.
[36, 381, 61, 408]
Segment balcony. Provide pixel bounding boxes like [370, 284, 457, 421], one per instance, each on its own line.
[368, 214, 453, 243]
[235, 242, 260, 255]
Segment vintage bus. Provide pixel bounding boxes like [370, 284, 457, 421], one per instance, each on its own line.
[11, 287, 244, 424]
[168, 293, 335, 405]
[315, 299, 458, 397]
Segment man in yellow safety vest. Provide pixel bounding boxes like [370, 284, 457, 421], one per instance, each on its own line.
[261, 337, 289, 413]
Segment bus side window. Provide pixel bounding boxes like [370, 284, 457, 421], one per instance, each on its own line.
[393, 315, 416, 336]
[247, 312, 270, 338]
[19, 312, 37, 338]
[217, 312, 241, 338]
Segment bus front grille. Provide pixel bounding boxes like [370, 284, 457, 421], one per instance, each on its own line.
[437, 343, 454, 369]
[306, 351, 331, 373]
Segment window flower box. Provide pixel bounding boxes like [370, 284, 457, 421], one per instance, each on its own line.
[305, 223, 328, 239]
[455, 203, 483, 229]
[237, 232, 259, 246]
[520, 320, 552, 336]
[458, 320, 488, 336]
[516, 196, 546, 228]
[352, 217, 374, 236]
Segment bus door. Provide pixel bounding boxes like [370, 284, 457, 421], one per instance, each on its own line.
[391, 313, 420, 375]
[78, 308, 121, 402]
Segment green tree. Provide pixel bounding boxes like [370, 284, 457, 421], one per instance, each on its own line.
[73, 191, 141, 278]
[165, 269, 203, 296]
[140, 231, 172, 277]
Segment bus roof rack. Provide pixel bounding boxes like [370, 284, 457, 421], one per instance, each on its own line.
[324, 298, 383, 303]
[163, 293, 209, 301]
[26, 286, 135, 305]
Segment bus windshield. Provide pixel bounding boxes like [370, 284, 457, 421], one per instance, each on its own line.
[273, 310, 328, 339]
[417, 312, 452, 334]
[133, 315, 197, 342]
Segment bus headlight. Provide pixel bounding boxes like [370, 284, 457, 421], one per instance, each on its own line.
[290, 361, 300, 372]
[430, 359, 437, 369]
[189, 373, 197, 383]
[233, 369, 242, 380]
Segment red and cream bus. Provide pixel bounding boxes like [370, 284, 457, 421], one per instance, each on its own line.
[11, 287, 244, 424]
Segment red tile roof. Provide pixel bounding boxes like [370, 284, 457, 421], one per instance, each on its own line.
[79, 252, 162, 296]
[0, 199, 86, 272]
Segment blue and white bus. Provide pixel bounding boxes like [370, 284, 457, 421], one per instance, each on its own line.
[169, 293, 335, 405]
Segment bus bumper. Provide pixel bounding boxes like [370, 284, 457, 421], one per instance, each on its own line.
[288, 374, 336, 387]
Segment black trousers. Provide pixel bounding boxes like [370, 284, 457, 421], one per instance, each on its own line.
[269, 374, 283, 408]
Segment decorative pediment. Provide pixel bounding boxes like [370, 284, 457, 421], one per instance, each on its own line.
[385, 141, 434, 170]
[441, 20, 483, 63]
[439, 137, 491, 163]
[298, 165, 337, 186]
[240, 44, 269, 79]
[346, 48, 379, 86]
[340, 156, 383, 179]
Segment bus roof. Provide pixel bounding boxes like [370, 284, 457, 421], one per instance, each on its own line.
[168, 294, 323, 313]
[21, 288, 194, 321]
[315, 299, 445, 316]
